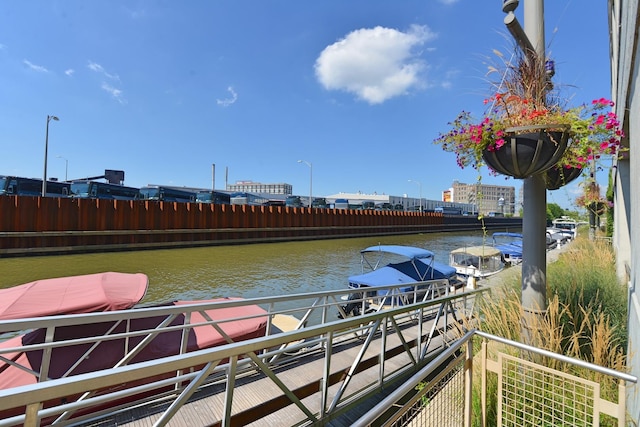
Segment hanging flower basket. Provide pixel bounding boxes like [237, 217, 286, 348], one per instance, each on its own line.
[544, 164, 583, 190]
[589, 201, 607, 216]
[481, 124, 569, 179]
[433, 48, 624, 177]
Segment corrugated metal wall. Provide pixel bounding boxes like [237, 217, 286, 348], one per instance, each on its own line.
[0, 196, 521, 256]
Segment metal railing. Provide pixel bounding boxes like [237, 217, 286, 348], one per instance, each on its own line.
[354, 330, 637, 427]
[0, 281, 479, 426]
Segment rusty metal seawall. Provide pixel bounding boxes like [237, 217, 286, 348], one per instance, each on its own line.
[0, 196, 521, 256]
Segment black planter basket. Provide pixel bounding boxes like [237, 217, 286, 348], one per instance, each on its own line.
[544, 165, 583, 190]
[482, 124, 570, 179]
[589, 201, 608, 216]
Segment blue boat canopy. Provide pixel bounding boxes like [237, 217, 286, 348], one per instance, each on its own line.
[494, 244, 522, 257]
[492, 232, 523, 239]
[348, 258, 456, 288]
[360, 245, 435, 260]
[349, 266, 418, 287]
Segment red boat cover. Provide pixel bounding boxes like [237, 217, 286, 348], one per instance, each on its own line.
[0, 272, 148, 320]
[0, 298, 267, 390]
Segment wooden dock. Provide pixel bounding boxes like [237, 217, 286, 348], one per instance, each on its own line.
[83, 312, 454, 427]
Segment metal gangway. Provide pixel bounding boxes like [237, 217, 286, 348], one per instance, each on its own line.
[0, 279, 479, 426]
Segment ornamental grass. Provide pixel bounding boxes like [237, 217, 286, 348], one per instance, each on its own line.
[465, 230, 628, 426]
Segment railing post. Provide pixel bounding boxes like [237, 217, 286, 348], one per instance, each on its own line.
[464, 338, 473, 427]
[617, 379, 626, 427]
[481, 338, 488, 427]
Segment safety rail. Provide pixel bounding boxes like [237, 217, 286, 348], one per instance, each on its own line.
[0, 282, 481, 426]
[353, 330, 637, 427]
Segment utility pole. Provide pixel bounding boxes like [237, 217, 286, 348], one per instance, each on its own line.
[42, 115, 59, 197]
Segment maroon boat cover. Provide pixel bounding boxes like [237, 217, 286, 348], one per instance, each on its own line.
[0, 272, 148, 320]
[0, 298, 267, 392]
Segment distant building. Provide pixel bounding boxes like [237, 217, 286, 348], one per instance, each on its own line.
[324, 192, 473, 213]
[226, 180, 293, 195]
[449, 180, 517, 216]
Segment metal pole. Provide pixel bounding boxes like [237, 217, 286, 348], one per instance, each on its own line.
[520, 0, 548, 339]
[588, 158, 597, 240]
[408, 180, 422, 212]
[42, 115, 59, 197]
[298, 160, 312, 207]
[212, 163, 216, 191]
[56, 156, 68, 181]
[309, 162, 313, 207]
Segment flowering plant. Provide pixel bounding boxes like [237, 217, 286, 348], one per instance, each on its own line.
[433, 51, 624, 174]
[575, 179, 611, 215]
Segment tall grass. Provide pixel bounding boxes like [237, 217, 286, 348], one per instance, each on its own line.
[468, 232, 628, 426]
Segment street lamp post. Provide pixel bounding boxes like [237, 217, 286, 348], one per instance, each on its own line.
[42, 115, 59, 196]
[56, 155, 68, 181]
[408, 179, 422, 212]
[502, 0, 548, 343]
[297, 160, 312, 207]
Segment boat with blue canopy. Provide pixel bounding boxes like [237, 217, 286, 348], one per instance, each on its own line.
[341, 245, 463, 316]
[492, 232, 523, 265]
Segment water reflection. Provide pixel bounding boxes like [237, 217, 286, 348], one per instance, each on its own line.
[0, 231, 490, 304]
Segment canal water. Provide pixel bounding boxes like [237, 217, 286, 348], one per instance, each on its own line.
[0, 231, 490, 305]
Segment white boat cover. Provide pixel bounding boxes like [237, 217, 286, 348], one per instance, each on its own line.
[450, 246, 502, 257]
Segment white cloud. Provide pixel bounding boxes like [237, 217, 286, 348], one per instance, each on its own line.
[216, 86, 238, 107]
[88, 61, 125, 103]
[87, 61, 120, 81]
[23, 59, 48, 73]
[440, 69, 459, 89]
[314, 25, 436, 104]
[101, 82, 126, 104]
[65, 69, 75, 76]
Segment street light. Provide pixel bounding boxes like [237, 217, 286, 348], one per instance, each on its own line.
[297, 160, 312, 207]
[56, 155, 68, 182]
[42, 115, 60, 197]
[408, 179, 422, 212]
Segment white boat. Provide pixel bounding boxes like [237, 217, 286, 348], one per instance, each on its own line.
[547, 227, 574, 244]
[551, 216, 578, 237]
[449, 245, 504, 280]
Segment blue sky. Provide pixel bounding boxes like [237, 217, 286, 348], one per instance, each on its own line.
[0, 0, 611, 209]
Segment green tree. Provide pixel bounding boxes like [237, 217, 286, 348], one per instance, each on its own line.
[547, 202, 565, 222]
